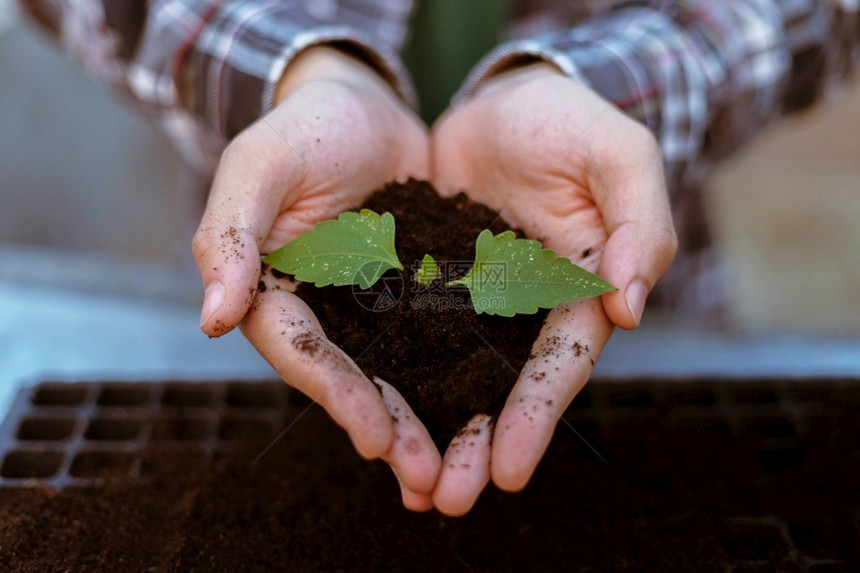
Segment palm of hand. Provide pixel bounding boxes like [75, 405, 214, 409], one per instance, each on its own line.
[234, 78, 428, 256]
[427, 64, 675, 514]
[434, 67, 630, 260]
[195, 58, 441, 509]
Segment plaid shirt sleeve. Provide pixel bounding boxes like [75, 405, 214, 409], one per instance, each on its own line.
[457, 0, 857, 317]
[458, 0, 856, 186]
[19, 0, 415, 171]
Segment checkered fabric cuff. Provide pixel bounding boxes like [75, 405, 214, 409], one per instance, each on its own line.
[184, 1, 415, 144]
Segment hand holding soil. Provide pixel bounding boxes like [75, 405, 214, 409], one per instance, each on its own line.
[192, 53, 676, 518]
[429, 62, 677, 514]
[191, 46, 436, 498]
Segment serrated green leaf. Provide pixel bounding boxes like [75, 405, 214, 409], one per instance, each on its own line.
[415, 254, 441, 288]
[262, 209, 403, 288]
[449, 230, 615, 316]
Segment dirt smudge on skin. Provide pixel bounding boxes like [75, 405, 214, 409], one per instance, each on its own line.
[528, 371, 547, 382]
[209, 319, 230, 338]
[530, 335, 563, 362]
[403, 438, 420, 456]
[287, 322, 368, 384]
[292, 331, 323, 357]
[220, 226, 247, 263]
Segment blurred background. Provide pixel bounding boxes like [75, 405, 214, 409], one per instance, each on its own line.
[0, 2, 274, 416]
[0, 0, 203, 298]
[1, 2, 858, 418]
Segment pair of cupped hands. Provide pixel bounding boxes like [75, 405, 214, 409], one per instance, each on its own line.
[194, 46, 677, 515]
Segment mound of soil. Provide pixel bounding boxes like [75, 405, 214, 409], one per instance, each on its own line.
[290, 179, 548, 446]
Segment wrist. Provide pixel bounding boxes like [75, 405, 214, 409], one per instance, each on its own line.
[274, 45, 397, 105]
[469, 60, 567, 103]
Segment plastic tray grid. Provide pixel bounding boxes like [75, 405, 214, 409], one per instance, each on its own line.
[0, 381, 305, 488]
[0, 377, 857, 571]
[565, 377, 852, 447]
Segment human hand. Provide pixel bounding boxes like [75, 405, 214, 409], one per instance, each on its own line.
[430, 62, 677, 515]
[192, 46, 439, 508]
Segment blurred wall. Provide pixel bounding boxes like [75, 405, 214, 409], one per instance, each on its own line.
[707, 79, 860, 333]
[0, 4, 205, 270]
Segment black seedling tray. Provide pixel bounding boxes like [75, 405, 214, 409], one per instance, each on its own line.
[567, 377, 835, 447]
[0, 380, 305, 488]
[0, 377, 851, 486]
[1, 377, 857, 571]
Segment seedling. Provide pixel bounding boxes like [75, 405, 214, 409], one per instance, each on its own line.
[263, 210, 615, 316]
[447, 230, 614, 317]
[415, 254, 441, 288]
[262, 210, 402, 288]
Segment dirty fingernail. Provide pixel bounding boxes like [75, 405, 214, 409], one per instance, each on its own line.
[200, 282, 225, 328]
[625, 279, 648, 327]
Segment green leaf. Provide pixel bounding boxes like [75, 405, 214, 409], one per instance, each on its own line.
[449, 230, 615, 316]
[262, 210, 403, 289]
[415, 254, 441, 288]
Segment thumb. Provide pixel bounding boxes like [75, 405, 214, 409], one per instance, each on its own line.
[591, 125, 677, 330]
[192, 135, 287, 337]
[193, 222, 265, 338]
[598, 220, 677, 330]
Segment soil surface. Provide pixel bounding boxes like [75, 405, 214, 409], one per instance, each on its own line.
[291, 179, 547, 447]
[2, 388, 859, 571]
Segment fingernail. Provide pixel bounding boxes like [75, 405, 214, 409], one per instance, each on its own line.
[625, 279, 648, 327]
[200, 282, 225, 328]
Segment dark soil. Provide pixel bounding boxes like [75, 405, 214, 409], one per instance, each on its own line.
[2, 391, 859, 571]
[291, 179, 547, 446]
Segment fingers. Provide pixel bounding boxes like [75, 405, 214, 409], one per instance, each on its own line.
[588, 120, 678, 329]
[432, 415, 493, 516]
[193, 127, 299, 338]
[245, 286, 440, 510]
[492, 298, 612, 492]
[374, 377, 441, 511]
[394, 469, 435, 512]
[241, 282, 393, 459]
[193, 222, 264, 338]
